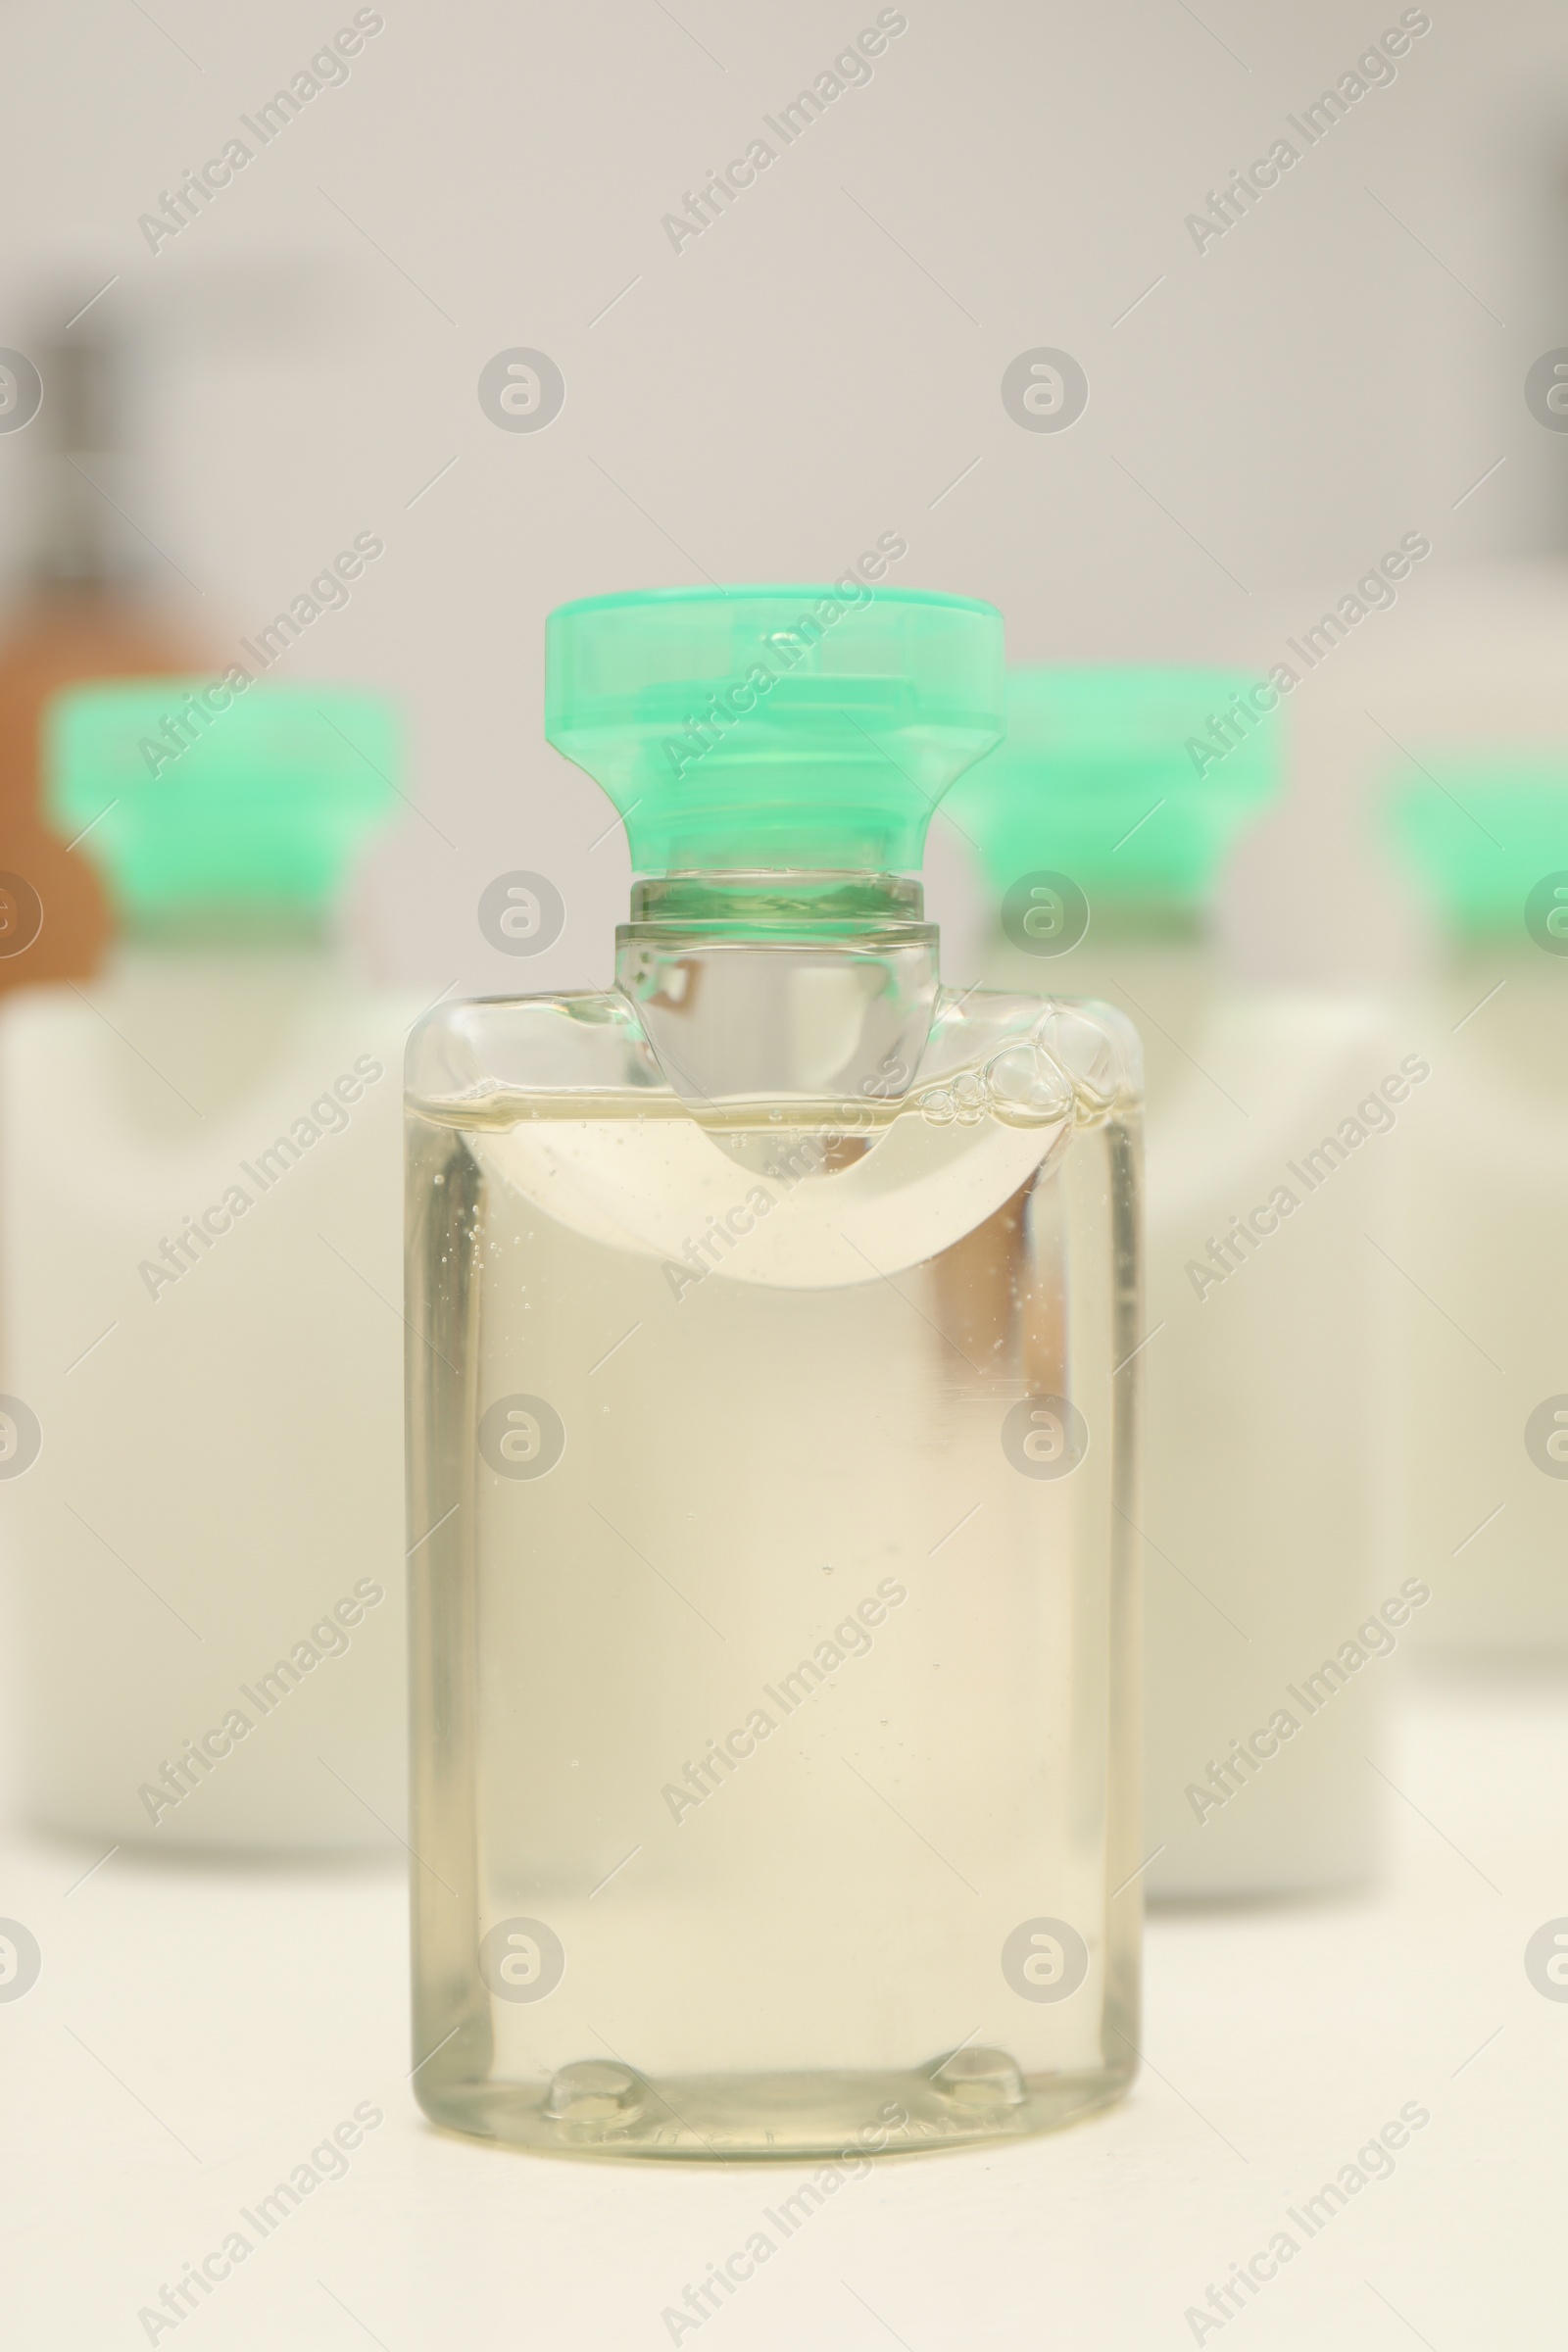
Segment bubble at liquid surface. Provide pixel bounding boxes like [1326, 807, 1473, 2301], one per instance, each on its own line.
[917, 1000, 1124, 1131]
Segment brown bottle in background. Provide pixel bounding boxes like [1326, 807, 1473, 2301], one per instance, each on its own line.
[0, 328, 201, 992]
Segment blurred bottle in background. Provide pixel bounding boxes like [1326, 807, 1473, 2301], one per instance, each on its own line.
[0, 682, 416, 1850]
[1385, 765, 1568, 1656]
[950, 670, 1399, 1901]
[0, 325, 200, 991]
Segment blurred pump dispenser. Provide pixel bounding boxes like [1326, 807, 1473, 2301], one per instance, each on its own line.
[0, 329, 199, 989]
[0, 683, 415, 1850]
[950, 671, 1404, 1901]
[1386, 768, 1568, 1656]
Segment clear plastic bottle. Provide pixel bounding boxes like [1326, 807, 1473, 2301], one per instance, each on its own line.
[406, 587, 1143, 2157]
[1385, 764, 1568, 1655]
[949, 671, 1396, 1902]
[0, 682, 415, 1849]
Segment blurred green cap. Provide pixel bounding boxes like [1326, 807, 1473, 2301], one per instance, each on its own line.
[46, 680, 399, 917]
[948, 666, 1282, 905]
[1388, 760, 1568, 933]
[544, 584, 1004, 873]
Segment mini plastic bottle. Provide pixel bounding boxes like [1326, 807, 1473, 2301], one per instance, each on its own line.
[0, 682, 414, 1849]
[1385, 765, 1568, 1654]
[949, 670, 1397, 1902]
[406, 587, 1143, 2155]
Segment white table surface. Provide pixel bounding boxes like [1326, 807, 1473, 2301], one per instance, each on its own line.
[4, 1661, 1563, 2351]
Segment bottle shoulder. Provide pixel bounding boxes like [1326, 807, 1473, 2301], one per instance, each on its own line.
[406, 984, 1142, 1124]
[406, 988, 659, 1105]
[409, 985, 1141, 1293]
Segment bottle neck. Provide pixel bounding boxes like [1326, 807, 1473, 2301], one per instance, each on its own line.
[119, 900, 336, 950]
[614, 871, 939, 1113]
[27, 340, 136, 590]
[622, 868, 927, 942]
[1068, 896, 1211, 947]
[1440, 927, 1567, 968]
[29, 458, 123, 589]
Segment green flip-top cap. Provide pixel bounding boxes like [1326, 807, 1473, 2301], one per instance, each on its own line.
[544, 584, 1004, 873]
[46, 680, 399, 918]
[948, 667, 1282, 905]
[1388, 760, 1568, 933]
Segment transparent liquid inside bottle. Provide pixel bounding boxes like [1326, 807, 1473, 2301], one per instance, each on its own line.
[406, 966, 1143, 2158]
